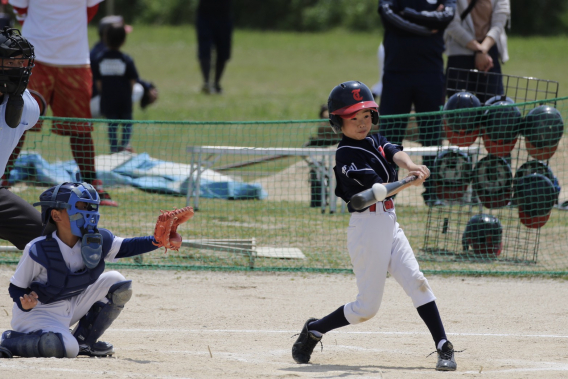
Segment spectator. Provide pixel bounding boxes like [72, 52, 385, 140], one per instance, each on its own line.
[7, 0, 117, 206]
[444, 0, 510, 103]
[377, 0, 457, 207]
[196, 0, 233, 94]
[90, 15, 158, 118]
[92, 22, 139, 154]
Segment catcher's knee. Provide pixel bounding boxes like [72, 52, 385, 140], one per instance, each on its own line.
[107, 280, 133, 306]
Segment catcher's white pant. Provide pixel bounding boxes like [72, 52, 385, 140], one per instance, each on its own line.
[344, 203, 435, 324]
[11, 271, 126, 357]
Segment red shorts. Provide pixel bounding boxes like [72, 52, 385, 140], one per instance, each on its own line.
[29, 62, 93, 136]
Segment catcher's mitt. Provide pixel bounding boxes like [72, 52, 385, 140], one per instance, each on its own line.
[153, 206, 194, 252]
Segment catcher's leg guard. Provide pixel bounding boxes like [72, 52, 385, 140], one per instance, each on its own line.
[0, 330, 65, 358]
[73, 280, 132, 355]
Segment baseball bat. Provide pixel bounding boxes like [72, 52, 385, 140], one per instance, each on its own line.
[349, 176, 418, 211]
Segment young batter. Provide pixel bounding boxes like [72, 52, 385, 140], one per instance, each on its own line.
[292, 81, 457, 371]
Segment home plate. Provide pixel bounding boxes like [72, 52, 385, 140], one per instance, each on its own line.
[255, 247, 305, 259]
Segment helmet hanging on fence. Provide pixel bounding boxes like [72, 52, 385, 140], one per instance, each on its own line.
[472, 155, 512, 209]
[433, 149, 472, 200]
[482, 96, 522, 157]
[522, 105, 564, 161]
[462, 213, 503, 257]
[442, 91, 482, 147]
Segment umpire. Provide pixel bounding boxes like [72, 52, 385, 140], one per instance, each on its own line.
[378, 0, 456, 206]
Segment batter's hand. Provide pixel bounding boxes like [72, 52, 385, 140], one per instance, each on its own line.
[407, 164, 430, 186]
[20, 291, 38, 310]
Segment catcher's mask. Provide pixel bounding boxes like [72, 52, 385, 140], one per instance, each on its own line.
[522, 105, 564, 161]
[462, 213, 503, 257]
[472, 155, 512, 209]
[33, 182, 102, 269]
[515, 173, 557, 229]
[433, 149, 472, 201]
[327, 81, 379, 134]
[482, 96, 522, 157]
[0, 27, 35, 128]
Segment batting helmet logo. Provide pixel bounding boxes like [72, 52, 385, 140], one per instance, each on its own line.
[352, 89, 363, 101]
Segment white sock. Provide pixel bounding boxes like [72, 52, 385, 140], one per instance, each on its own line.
[437, 339, 447, 350]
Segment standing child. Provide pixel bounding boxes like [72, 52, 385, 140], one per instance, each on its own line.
[0, 182, 193, 358]
[291, 81, 457, 371]
[91, 22, 139, 153]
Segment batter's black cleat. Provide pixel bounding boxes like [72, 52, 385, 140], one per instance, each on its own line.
[292, 318, 322, 364]
[436, 341, 457, 371]
[78, 341, 115, 357]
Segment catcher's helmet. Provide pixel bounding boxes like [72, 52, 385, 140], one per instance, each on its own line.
[33, 182, 100, 237]
[515, 173, 557, 229]
[328, 81, 379, 134]
[473, 155, 512, 209]
[434, 149, 472, 200]
[522, 105, 564, 160]
[462, 213, 503, 257]
[0, 27, 35, 128]
[482, 98, 522, 156]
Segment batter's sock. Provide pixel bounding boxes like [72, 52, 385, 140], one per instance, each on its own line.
[417, 301, 447, 347]
[308, 305, 349, 334]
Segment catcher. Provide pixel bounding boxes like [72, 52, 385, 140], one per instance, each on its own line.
[0, 182, 193, 359]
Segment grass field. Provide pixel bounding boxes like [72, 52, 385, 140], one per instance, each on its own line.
[89, 26, 568, 122]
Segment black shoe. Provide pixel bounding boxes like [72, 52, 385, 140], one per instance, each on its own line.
[0, 346, 12, 358]
[292, 318, 321, 364]
[213, 84, 223, 94]
[436, 341, 457, 371]
[78, 341, 115, 357]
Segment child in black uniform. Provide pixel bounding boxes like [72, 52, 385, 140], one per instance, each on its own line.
[292, 81, 457, 371]
[92, 22, 139, 153]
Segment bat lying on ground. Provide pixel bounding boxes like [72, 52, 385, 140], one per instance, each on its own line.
[349, 176, 418, 211]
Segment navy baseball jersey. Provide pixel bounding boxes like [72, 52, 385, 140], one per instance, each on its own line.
[334, 133, 402, 212]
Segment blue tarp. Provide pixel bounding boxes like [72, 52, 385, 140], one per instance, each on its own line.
[7, 152, 267, 200]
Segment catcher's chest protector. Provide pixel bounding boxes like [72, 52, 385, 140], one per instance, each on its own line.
[28, 232, 113, 304]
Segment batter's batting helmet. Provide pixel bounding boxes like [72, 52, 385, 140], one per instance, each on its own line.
[328, 81, 379, 134]
[442, 92, 482, 147]
[515, 173, 557, 229]
[0, 27, 35, 128]
[522, 105, 564, 160]
[482, 97, 522, 157]
[434, 149, 472, 200]
[473, 155, 512, 209]
[462, 213, 503, 257]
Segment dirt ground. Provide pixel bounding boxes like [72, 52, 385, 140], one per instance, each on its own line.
[0, 267, 567, 379]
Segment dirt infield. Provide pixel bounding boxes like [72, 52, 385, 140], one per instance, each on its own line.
[0, 267, 567, 378]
